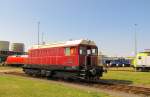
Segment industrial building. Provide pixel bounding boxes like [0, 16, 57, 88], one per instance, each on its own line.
[0, 41, 25, 63]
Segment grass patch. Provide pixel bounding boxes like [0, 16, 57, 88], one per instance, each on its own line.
[102, 71, 150, 85]
[0, 75, 110, 97]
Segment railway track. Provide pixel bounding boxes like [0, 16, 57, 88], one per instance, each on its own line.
[2, 71, 150, 97]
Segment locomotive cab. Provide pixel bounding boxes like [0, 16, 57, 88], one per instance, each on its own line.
[78, 45, 103, 80]
[79, 46, 98, 66]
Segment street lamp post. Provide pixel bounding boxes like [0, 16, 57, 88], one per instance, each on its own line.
[134, 24, 138, 57]
[38, 21, 40, 48]
[42, 32, 45, 44]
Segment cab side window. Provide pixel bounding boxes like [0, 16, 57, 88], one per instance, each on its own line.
[70, 47, 76, 55]
[79, 47, 86, 55]
[65, 47, 70, 56]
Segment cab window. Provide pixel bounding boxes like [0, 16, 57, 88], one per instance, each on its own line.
[87, 49, 91, 55]
[91, 48, 97, 55]
[65, 47, 70, 56]
[70, 47, 76, 55]
[79, 47, 86, 55]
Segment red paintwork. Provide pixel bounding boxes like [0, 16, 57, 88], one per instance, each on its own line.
[27, 46, 79, 67]
[27, 44, 98, 67]
[5, 44, 98, 68]
[6, 55, 28, 65]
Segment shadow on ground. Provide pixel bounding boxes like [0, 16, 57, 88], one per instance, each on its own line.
[99, 79, 133, 85]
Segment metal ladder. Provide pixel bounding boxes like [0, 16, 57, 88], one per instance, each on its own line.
[79, 64, 87, 79]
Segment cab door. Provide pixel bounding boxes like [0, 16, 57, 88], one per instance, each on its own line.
[79, 46, 87, 67]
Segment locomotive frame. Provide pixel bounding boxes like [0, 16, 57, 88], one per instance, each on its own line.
[22, 40, 104, 81]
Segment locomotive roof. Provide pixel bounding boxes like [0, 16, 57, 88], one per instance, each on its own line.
[31, 39, 96, 49]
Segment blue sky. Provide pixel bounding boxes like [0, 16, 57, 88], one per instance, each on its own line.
[0, 0, 150, 56]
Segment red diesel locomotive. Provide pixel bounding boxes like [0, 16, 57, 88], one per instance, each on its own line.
[6, 55, 28, 66]
[23, 39, 104, 80]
